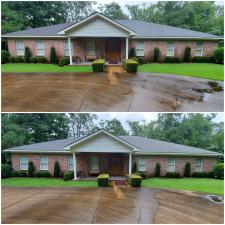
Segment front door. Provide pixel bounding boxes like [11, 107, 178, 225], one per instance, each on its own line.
[106, 38, 121, 63]
[108, 154, 124, 176]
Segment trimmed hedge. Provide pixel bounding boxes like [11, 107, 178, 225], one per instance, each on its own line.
[92, 59, 105, 72]
[192, 172, 214, 178]
[13, 171, 27, 177]
[36, 56, 47, 63]
[28, 161, 35, 177]
[123, 59, 139, 73]
[164, 56, 179, 63]
[192, 56, 210, 63]
[97, 174, 109, 187]
[213, 163, 224, 179]
[126, 174, 142, 187]
[14, 56, 25, 63]
[50, 47, 58, 64]
[2, 164, 13, 178]
[136, 57, 145, 65]
[214, 47, 224, 64]
[33, 171, 51, 178]
[54, 161, 60, 178]
[63, 171, 74, 181]
[166, 172, 180, 178]
[30, 57, 37, 63]
[183, 47, 191, 62]
[59, 56, 70, 66]
[1, 50, 10, 64]
[184, 162, 191, 177]
[24, 46, 31, 63]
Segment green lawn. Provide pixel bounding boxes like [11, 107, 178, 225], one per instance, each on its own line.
[1, 178, 98, 187]
[138, 63, 224, 81]
[142, 178, 224, 195]
[1, 63, 92, 73]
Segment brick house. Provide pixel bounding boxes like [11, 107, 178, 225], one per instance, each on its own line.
[4, 130, 221, 179]
[3, 12, 222, 64]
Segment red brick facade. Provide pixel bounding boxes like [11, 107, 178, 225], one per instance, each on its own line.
[11, 153, 217, 177]
[7, 38, 218, 62]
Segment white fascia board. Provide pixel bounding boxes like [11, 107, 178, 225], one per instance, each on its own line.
[4, 149, 69, 154]
[134, 152, 221, 157]
[131, 36, 222, 40]
[2, 35, 66, 38]
[58, 13, 136, 36]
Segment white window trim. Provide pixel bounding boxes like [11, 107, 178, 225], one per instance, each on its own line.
[195, 159, 203, 172]
[87, 40, 96, 56]
[68, 155, 74, 171]
[167, 159, 176, 172]
[20, 156, 28, 170]
[64, 40, 73, 56]
[89, 156, 99, 171]
[36, 40, 45, 56]
[195, 42, 203, 56]
[16, 40, 25, 56]
[136, 41, 145, 57]
[40, 156, 48, 171]
[166, 42, 175, 56]
[138, 157, 147, 171]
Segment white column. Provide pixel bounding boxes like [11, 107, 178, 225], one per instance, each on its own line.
[73, 152, 77, 180]
[68, 37, 73, 65]
[126, 37, 129, 59]
[129, 153, 132, 174]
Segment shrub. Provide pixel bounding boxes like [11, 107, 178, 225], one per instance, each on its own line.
[59, 56, 70, 66]
[92, 59, 105, 72]
[132, 162, 137, 173]
[30, 56, 37, 63]
[153, 47, 160, 62]
[213, 163, 224, 179]
[14, 171, 27, 177]
[192, 56, 210, 63]
[33, 171, 51, 178]
[50, 46, 57, 64]
[184, 162, 191, 177]
[123, 59, 139, 73]
[137, 57, 145, 65]
[1, 164, 13, 178]
[126, 174, 142, 187]
[129, 47, 135, 58]
[28, 161, 35, 177]
[36, 56, 47, 63]
[24, 46, 31, 63]
[214, 47, 224, 64]
[155, 163, 161, 177]
[164, 56, 180, 63]
[33, 171, 41, 178]
[54, 161, 60, 177]
[8, 56, 16, 63]
[63, 171, 74, 181]
[192, 172, 214, 178]
[1, 50, 10, 64]
[14, 56, 25, 63]
[97, 174, 109, 187]
[166, 172, 180, 178]
[183, 47, 191, 62]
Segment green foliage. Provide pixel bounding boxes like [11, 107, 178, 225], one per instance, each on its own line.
[28, 161, 35, 177]
[136, 57, 145, 65]
[36, 56, 47, 63]
[129, 47, 135, 58]
[192, 172, 214, 178]
[2, 164, 13, 178]
[54, 161, 60, 177]
[126, 174, 142, 187]
[33, 171, 51, 178]
[153, 47, 160, 62]
[1, 50, 10, 64]
[155, 163, 161, 177]
[123, 59, 139, 73]
[13, 171, 27, 177]
[164, 56, 180, 63]
[213, 163, 224, 179]
[30, 56, 37, 63]
[166, 172, 180, 178]
[33, 171, 41, 178]
[24, 46, 31, 63]
[214, 47, 224, 64]
[92, 59, 105, 72]
[14, 56, 25, 63]
[192, 56, 210, 63]
[63, 171, 74, 181]
[183, 47, 191, 62]
[8, 56, 16, 63]
[132, 162, 137, 173]
[59, 56, 69, 67]
[184, 162, 191, 177]
[97, 174, 109, 187]
[50, 47, 58, 64]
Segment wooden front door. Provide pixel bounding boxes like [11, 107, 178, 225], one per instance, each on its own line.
[106, 38, 121, 63]
[108, 154, 124, 176]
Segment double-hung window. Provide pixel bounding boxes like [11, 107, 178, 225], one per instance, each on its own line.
[138, 157, 147, 171]
[136, 41, 145, 56]
[166, 42, 175, 56]
[195, 42, 203, 56]
[87, 40, 95, 56]
[16, 41, 25, 55]
[20, 156, 28, 170]
[167, 159, 176, 172]
[36, 41, 45, 56]
[40, 156, 48, 170]
[68, 155, 74, 171]
[90, 156, 99, 170]
[195, 159, 203, 172]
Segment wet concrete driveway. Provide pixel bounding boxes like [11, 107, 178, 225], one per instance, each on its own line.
[2, 67, 224, 112]
[2, 187, 224, 224]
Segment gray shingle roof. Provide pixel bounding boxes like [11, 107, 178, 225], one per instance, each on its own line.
[4, 135, 221, 156]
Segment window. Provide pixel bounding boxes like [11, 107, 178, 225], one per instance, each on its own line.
[167, 159, 176, 172]
[166, 42, 175, 56]
[195, 159, 202, 172]
[195, 42, 203, 56]
[16, 41, 25, 55]
[138, 157, 147, 171]
[40, 156, 48, 170]
[68, 155, 74, 171]
[20, 156, 28, 170]
[90, 156, 99, 170]
[87, 40, 95, 56]
[136, 41, 144, 56]
[36, 41, 44, 56]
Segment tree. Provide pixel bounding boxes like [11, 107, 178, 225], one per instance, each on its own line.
[24, 47, 31, 63]
[183, 47, 191, 62]
[132, 162, 137, 173]
[54, 161, 60, 177]
[155, 163, 161, 177]
[153, 47, 160, 62]
[184, 162, 191, 177]
[50, 47, 57, 64]
[28, 161, 35, 177]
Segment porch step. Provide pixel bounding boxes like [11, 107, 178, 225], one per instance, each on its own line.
[113, 180, 127, 186]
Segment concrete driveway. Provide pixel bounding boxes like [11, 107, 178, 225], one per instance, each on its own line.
[2, 67, 224, 112]
[2, 187, 223, 224]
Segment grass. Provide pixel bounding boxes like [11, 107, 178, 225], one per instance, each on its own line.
[142, 178, 224, 195]
[1, 178, 98, 187]
[138, 63, 224, 81]
[1, 63, 92, 73]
